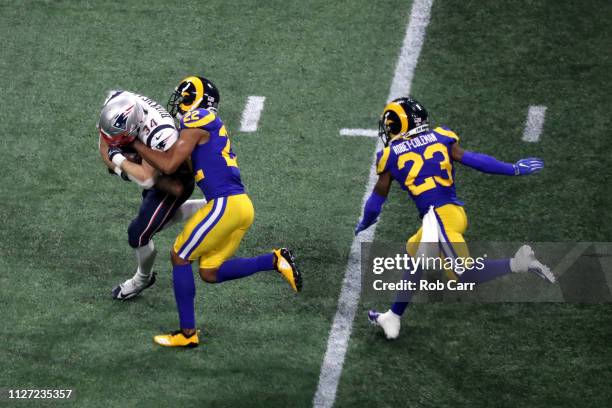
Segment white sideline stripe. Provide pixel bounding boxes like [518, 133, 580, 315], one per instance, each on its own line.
[240, 96, 266, 132]
[339, 128, 378, 137]
[313, 1, 434, 407]
[551, 242, 590, 279]
[595, 243, 612, 291]
[387, 1, 433, 101]
[522, 105, 547, 142]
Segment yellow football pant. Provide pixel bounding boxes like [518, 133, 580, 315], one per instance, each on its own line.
[173, 194, 254, 269]
[407, 204, 469, 280]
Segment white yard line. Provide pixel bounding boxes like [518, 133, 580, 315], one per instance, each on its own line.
[313, 1, 434, 407]
[595, 243, 612, 292]
[522, 105, 547, 142]
[339, 128, 378, 137]
[239, 96, 266, 132]
[551, 242, 591, 279]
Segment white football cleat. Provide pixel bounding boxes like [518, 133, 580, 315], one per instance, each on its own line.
[528, 260, 556, 283]
[111, 272, 156, 300]
[368, 309, 401, 340]
[510, 245, 556, 283]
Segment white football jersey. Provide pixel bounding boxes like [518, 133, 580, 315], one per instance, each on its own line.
[132, 92, 178, 152]
[105, 90, 178, 152]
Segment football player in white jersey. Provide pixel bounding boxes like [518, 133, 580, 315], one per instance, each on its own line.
[98, 90, 206, 300]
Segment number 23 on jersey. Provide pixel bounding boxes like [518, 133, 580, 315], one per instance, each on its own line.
[398, 143, 453, 195]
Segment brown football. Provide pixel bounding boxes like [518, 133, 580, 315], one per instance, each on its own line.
[124, 152, 142, 164]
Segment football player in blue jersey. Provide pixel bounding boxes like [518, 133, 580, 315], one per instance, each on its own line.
[355, 97, 555, 339]
[98, 90, 206, 300]
[132, 76, 302, 347]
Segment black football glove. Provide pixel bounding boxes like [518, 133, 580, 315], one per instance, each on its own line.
[107, 146, 130, 181]
[108, 145, 124, 162]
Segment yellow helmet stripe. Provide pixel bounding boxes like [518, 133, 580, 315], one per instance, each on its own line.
[179, 76, 204, 112]
[384, 102, 409, 135]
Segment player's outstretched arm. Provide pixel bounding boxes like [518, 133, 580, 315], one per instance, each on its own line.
[133, 128, 203, 174]
[451, 143, 544, 176]
[355, 172, 391, 235]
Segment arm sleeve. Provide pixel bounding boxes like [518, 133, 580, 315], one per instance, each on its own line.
[460, 150, 516, 175]
[361, 191, 387, 228]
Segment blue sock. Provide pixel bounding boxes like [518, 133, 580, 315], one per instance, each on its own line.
[391, 267, 423, 316]
[172, 263, 196, 329]
[216, 253, 275, 283]
[460, 259, 511, 284]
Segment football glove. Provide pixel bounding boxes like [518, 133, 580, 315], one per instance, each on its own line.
[514, 157, 544, 175]
[108, 145, 124, 162]
[107, 145, 130, 181]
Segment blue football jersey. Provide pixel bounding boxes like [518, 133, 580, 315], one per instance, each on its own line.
[376, 126, 464, 216]
[179, 108, 245, 200]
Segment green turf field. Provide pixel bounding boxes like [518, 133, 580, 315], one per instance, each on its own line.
[1, 0, 611, 407]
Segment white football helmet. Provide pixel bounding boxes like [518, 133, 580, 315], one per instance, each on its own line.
[98, 91, 144, 147]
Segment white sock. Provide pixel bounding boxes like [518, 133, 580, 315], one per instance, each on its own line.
[132, 241, 157, 285]
[509, 257, 519, 273]
[161, 199, 207, 230]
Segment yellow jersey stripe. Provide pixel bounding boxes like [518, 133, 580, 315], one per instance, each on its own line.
[434, 127, 459, 141]
[185, 112, 216, 128]
[377, 146, 391, 174]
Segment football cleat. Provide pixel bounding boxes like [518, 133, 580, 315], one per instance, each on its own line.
[154, 330, 199, 348]
[510, 245, 556, 283]
[528, 260, 556, 283]
[368, 309, 401, 340]
[273, 248, 302, 292]
[111, 272, 156, 300]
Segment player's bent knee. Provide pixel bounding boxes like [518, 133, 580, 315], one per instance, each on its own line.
[171, 250, 190, 266]
[199, 268, 218, 283]
[127, 221, 146, 248]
